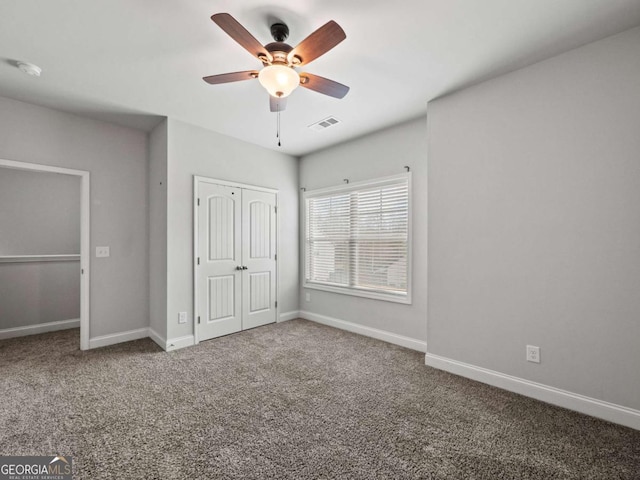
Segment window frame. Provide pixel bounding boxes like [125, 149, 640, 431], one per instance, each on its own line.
[303, 173, 412, 305]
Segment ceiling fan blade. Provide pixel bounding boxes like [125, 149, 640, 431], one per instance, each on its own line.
[203, 70, 259, 85]
[211, 13, 272, 62]
[287, 20, 346, 66]
[269, 95, 288, 112]
[299, 73, 349, 99]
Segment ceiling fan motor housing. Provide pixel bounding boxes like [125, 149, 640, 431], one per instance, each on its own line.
[270, 22, 289, 42]
[265, 23, 294, 65]
[264, 42, 293, 65]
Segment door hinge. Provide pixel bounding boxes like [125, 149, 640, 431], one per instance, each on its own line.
[198, 316, 201, 324]
[197, 257, 200, 265]
[197, 198, 200, 206]
[274, 254, 277, 261]
[275, 301, 278, 308]
[274, 206, 277, 214]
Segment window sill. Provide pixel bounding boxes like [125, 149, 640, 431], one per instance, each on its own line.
[304, 282, 412, 305]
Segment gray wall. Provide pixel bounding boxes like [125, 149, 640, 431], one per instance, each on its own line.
[0, 167, 81, 329]
[0, 96, 149, 339]
[0, 168, 80, 255]
[165, 118, 299, 342]
[298, 117, 428, 342]
[427, 26, 640, 410]
[0, 262, 80, 329]
[149, 119, 168, 340]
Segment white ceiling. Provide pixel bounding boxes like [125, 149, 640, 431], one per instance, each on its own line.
[1, 1, 640, 156]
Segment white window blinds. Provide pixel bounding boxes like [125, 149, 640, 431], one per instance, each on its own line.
[304, 174, 411, 303]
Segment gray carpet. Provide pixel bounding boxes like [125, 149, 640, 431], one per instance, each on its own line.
[0, 319, 638, 479]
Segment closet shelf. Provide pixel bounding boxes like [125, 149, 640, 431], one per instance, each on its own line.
[0, 254, 80, 264]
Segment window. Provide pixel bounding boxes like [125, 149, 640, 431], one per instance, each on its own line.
[304, 173, 411, 304]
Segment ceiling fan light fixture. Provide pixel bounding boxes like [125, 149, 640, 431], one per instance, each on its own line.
[258, 64, 300, 98]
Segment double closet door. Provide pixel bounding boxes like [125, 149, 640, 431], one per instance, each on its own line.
[196, 180, 277, 342]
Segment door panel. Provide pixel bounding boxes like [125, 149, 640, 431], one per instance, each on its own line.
[249, 201, 271, 258]
[249, 272, 271, 312]
[198, 183, 242, 341]
[208, 275, 235, 320]
[208, 196, 235, 261]
[242, 190, 277, 329]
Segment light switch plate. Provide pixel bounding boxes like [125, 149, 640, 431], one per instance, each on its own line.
[178, 312, 187, 324]
[96, 246, 110, 258]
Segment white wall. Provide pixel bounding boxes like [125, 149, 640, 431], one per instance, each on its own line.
[164, 118, 299, 343]
[149, 119, 168, 341]
[298, 117, 428, 344]
[0, 96, 149, 339]
[427, 26, 640, 411]
[0, 167, 81, 329]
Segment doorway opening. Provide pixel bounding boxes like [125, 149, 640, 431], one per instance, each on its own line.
[0, 159, 90, 350]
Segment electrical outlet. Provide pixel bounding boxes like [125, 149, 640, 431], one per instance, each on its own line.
[178, 312, 187, 324]
[526, 345, 540, 363]
[96, 246, 110, 258]
[305, 292, 311, 302]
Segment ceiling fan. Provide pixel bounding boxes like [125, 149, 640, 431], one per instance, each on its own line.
[203, 13, 349, 112]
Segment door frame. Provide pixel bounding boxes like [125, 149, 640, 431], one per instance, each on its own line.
[193, 176, 279, 344]
[0, 158, 91, 350]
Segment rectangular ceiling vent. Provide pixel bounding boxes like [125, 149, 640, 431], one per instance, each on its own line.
[308, 116, 341, 132]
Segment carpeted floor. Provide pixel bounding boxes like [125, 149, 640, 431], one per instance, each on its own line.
[0, 319, 638, 479]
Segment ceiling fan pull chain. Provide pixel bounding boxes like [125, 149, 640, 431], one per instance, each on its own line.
[277, 110, 281, 147]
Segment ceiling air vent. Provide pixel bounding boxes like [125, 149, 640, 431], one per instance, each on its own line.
[308, 116, 341, 132]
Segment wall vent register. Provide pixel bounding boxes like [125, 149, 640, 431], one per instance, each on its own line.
[308, 116, 341, 132]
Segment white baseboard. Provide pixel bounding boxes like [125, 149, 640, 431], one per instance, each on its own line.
[299, 310, 427, 352]
[89, 327, 149, 349]
[4, 321, 193, 353]
[148, 328, 167, 350]
[165, 335, 195, 352]
[278, 310, 300, 322]
[425, 352, 640, 431]
[0, 318, 79, 340]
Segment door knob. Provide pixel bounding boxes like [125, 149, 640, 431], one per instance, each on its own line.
[236, 265, 243, 271]
[242, 266, 248, 270]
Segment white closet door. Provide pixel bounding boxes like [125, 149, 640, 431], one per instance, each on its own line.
[242, 189, 277, 329]
[197, 182, 242, 341]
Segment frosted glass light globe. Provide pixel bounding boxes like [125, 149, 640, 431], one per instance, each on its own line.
[258, 64, 300, 98]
